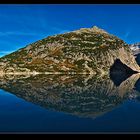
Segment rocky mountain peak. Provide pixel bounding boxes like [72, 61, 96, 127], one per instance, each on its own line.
[73, 26, 108, 34]
[91, 26, 108, 34]
[0, 26, 139, 75]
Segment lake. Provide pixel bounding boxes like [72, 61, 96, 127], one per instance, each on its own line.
[0, 73, 140, 133]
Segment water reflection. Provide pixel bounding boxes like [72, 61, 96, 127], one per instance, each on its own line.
[0, 73, 140, 119]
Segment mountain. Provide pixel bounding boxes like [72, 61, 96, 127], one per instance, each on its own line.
[129, 43, 140, 66]
[0, 26, 140, 74]
[130, 43, 140, 55]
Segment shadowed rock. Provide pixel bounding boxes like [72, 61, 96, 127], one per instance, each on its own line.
[110, 59, 138, 86]
[135, 53, 140, 66]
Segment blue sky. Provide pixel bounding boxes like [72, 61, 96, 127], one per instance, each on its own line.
[0, 4, 140, 57]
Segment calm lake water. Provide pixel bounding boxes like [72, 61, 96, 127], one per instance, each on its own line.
[0, 73, 140, 133]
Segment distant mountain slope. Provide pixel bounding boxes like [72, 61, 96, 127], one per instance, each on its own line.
[130, 43, 140, 55]
[0, 26, 139, 74]
[129, 43, 140, 66]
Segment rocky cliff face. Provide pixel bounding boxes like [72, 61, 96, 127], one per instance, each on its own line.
[0, 26, 139, 74]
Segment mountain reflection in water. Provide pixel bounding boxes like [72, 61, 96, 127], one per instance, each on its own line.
[0, 73, 140, 119]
